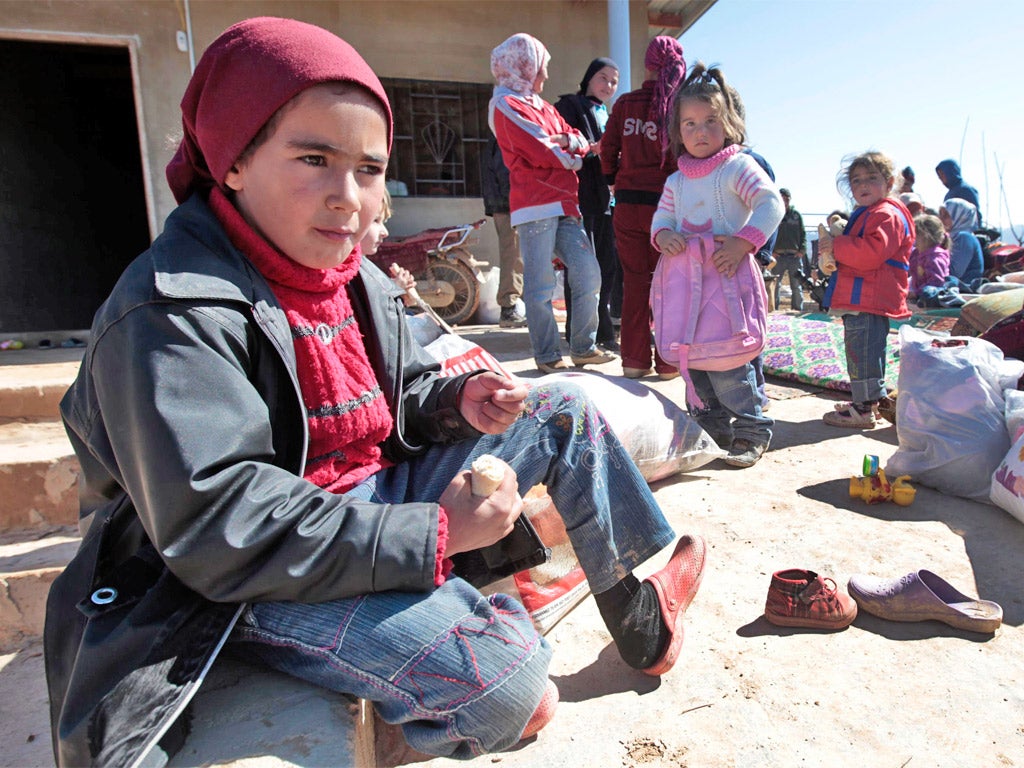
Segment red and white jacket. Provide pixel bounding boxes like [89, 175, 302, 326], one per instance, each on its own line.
[489, 85, 590, 227]
[825, 198, 914, 319]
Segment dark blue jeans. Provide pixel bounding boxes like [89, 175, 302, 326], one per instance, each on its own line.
[230, 380, 675, 757]
[842, 312, 890, 404]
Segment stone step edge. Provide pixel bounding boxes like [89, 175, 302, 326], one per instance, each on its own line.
[0, 383, 74, 420]
[0, 565, 62, 652]
[0, 455, 80, 533]
[0, 429, 75, 465]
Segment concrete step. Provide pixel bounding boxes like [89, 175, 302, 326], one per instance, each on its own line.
[0, 350, 81, 420]
[3, 639, 368, 768]
[0, 525, 80, 650]
[0, 419, 79, 532]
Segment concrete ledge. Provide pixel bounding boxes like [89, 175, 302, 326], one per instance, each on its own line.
[0, 420, 79, 531]
[0, 356, 81, 420]
[169, 654, 366, 768]
[0, 454, 80, 531]
[0, 565, 62, 651]
[0, 527, 80, 650]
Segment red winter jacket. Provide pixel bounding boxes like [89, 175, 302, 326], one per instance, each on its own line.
[488, 86, 590, 227]
[826, 198, 914, 319]
[599, 81, 675, 196]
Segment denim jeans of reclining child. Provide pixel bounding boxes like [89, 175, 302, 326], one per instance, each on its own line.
[230, 380, 675, 758]
[842, 312, 889, 404]
[515, 216, 600, 365]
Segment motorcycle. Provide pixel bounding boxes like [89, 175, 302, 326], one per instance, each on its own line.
[367, 219, 486, 326]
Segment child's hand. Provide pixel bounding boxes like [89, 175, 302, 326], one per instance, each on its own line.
[389, 264, 419, 306]
[711, 236, 753, 277]
[440, 463, 523, 556]
[655, 230, 687, 256]
[815, 226, 837, 275]
[458, 371, 530, 435]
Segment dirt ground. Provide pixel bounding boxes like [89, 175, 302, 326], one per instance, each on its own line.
[4, 323, 1023, 768]
[413, 325, 1024, 768]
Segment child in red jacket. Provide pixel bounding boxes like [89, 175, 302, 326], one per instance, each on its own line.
[818, 151, 914, 428]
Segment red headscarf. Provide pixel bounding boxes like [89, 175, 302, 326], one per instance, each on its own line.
[166, 16, 393, 203]
[643, 35, 686, 151]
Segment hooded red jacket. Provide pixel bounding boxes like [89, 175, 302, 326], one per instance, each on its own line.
[826, 198, 914, 319]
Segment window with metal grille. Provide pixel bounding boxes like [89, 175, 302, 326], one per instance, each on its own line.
[381, 78, 491, 198]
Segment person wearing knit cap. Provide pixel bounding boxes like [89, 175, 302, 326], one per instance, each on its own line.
[600, 36, 686, 380]
[489, 33, 617, 373]
[46, 19, 706, 766]
[555, 56, 621, 353]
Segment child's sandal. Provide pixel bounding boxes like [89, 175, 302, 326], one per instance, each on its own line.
[823, 403, 877, 428]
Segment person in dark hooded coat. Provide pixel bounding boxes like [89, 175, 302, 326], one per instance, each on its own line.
[935, 158, 982, 226]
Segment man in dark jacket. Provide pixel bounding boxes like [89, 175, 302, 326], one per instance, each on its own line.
[483, 136, 526, 327]
[936, 158, 982, 226]
[770, 188, 808, 311]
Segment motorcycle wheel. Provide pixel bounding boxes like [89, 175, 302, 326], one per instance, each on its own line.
[419, 257, 480, 325]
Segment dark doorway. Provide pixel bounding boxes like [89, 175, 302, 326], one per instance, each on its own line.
[0, 39, 149, 333]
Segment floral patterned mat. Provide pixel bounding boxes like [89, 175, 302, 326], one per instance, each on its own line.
[762, 311, 958, 392]
[762, 314, 901, 392]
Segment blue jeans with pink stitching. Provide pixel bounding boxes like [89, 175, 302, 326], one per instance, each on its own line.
[229, 380, 675, 757]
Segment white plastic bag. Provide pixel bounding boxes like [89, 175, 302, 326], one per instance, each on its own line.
[541, 372, 724, 482]
[989, 390, 1024, 524]
[474, 266, 501, 325]
[886, 326, 1024, 502]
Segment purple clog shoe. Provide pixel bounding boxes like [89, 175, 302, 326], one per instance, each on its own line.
[847, 570, 1002, 633]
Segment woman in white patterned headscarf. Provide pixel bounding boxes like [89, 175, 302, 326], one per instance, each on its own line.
[487, 33, 616, 374]
[939, 198, 984, 287]
[489, 32, 550, 97]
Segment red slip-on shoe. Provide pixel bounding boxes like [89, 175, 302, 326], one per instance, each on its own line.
[642, 535, 707, 676]
[520, 679, 559, 740]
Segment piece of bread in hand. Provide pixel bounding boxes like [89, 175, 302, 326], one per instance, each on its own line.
[470, 454, 506, 497]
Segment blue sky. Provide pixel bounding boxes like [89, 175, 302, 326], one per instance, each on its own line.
[678, 0, 1024, 241]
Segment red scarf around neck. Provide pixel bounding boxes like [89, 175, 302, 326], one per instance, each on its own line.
[209, 188, 393, 492]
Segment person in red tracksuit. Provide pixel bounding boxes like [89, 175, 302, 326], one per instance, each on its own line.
[601, 36, 686, 380]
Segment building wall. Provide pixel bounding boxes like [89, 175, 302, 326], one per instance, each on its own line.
[0, 0, 653, 271]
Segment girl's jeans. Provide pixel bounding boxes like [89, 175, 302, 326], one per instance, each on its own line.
[842, 312, 889, 404]
[230, 380, 675, 758]
[690, 362, 773, 446]
[515, 216, 600, 364]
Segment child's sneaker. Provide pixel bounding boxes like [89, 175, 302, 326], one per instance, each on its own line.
[764, 569, 858, 630]
[724, 438, 766, 468]
[823, 402, 877, 428]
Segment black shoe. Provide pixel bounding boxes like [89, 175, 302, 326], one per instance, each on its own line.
[724, 438, 766, 468]
[499, 306, 527, 328]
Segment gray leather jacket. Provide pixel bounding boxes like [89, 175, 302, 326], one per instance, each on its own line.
[45, 195, 482, 766]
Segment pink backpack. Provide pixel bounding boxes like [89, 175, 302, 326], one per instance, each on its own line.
[651, 233, 768, 409]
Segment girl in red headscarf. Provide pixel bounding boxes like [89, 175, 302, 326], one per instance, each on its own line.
[600, 36, 687, 380]
[46, 19, 704, 767]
